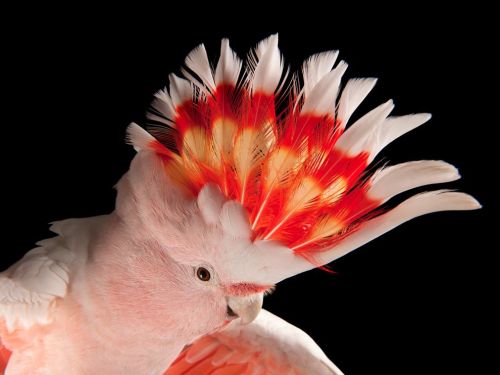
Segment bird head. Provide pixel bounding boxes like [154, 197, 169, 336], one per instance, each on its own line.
[95, 35, 479, 344]
[106, 150, 311, 339]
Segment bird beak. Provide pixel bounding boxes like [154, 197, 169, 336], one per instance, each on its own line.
[226, 293, 263, 324]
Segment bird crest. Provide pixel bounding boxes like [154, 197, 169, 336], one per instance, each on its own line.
[127, 34, 479, 265]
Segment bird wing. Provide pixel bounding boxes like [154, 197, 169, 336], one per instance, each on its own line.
[0, 240, 73, 334]
[0, 216, 106, 371]
[164, 309, 342, 375]
[0, 216, 105, 334]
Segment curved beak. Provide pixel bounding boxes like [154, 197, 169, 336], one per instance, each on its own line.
[226, 293, 263, 324]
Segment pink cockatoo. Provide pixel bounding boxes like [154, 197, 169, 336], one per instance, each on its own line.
[0, 35, 480, 374]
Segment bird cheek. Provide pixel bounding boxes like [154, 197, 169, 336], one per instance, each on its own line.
[200, 291, 227, 323]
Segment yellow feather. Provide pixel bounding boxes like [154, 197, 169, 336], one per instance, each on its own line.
[211, 118, 237, 167]
[285, 176, 322, 212]
[321, 176, 347, 204]
[265, 147, 300, 189]
[233, 124, 275, 202]
[163, 155, 193, 195]
[311, 216, 344, 238]
[183, 126, 208, 162]
[264, 176, 322, 239]
[234, 128, 259, 180]
[291, 215, 345, 250]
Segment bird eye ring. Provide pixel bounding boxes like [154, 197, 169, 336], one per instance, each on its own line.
[196, 267, 211, 282]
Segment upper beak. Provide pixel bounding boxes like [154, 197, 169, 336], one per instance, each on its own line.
[226, 293, 263, 324]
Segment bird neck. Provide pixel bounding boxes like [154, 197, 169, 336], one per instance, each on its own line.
[76, 213, 193, 371]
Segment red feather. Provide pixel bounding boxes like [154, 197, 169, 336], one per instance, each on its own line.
[143, 43, 384, 256]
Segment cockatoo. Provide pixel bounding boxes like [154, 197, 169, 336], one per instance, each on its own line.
[0, 34, 480, 374]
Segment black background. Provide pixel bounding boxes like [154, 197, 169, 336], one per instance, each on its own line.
[1, 14, 495, 374]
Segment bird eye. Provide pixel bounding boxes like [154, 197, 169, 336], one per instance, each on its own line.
[196, 267, 211, 282]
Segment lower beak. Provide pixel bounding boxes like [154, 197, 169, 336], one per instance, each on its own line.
[226, 293, 263, 324]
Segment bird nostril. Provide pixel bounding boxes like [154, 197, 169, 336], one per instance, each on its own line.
[226, 305, 238, 319]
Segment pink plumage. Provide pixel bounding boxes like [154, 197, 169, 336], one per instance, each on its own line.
[0, 35, 479, 374]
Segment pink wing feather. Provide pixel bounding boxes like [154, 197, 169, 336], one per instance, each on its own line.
[164, 310, 342, 375]
[0, 343, 11, 375]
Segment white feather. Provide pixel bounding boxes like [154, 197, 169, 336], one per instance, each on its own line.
[126, 123, 155, 152]
[215, 39, 242, 86]
[48, 261, 70, 284]
[337, 78, 378, 128]
[220, 201, 251, 239]
[336, 99, 431, 161]
[301, 51, 338, 98]
[251, 34, 283, 94]
[369, 160, 460, 203]
[300, 61, 348, 116]
[246, 35, 275, 77]
[255, 34, 277, 61]
[183, 44, 216, 91]
[13, 256, 66, 297]
[312, 190, 481, 267]
[197, 183, 226, 225]
[0, 261, 58, 331]
[371, 113, 432, 158]
[147, 88, 176, 124]
[334, 100, 394, 155]
[168, 73, 192, 108]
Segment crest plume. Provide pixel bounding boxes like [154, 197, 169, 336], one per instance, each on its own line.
[129, 34, 479, 262]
